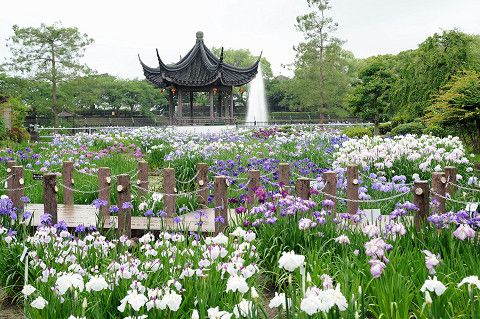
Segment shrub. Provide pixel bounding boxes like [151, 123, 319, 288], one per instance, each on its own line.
[8, 127, 30, 143]
[379, 122, 393, 135]
[0, 118, 7, 141]
[423, 125, 448, 137]
[342, 126, 373, 138]
[390, 122, 424, 136]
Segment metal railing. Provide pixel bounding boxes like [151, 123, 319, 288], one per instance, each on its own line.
[31, 120, 371, 139]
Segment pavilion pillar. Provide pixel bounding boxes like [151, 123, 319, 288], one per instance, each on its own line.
[223, 93, 229, 118]
[218, 91, 222, 118]
[168, 89, 174, 125]
[230, 89, 234, 122]
[190, 91, 194, 120]
[209, 90, 214, 121]
[177, 89, 183, 120]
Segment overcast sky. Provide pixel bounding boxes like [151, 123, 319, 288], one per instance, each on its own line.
[1, 0, 479, 79]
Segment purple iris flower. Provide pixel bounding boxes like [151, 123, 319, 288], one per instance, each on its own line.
[144, 209, 154, 217]
[109, 205, 119, 215]
[173, 216, 182, 224]
[20, 196, 30, 203]
[214, 215, 225, 224]
[122, 202, 133, 210]
[75, 224, 86, 233]
[92, 199, 108, 209]
[40, 213, 52, 226]
[54, 220, 68, 231]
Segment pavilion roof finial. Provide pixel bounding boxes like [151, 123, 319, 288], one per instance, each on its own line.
[196, 31, 204, 42]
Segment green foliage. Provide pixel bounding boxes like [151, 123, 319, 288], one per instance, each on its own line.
[5, 22, 94, 127]
[211, 47, 272, 108]
[0, 118, 7, 141]
[63, 75, 168, 115]
[342, 125, 373, 138]
[348, 55, 395, 134]
[425, 70, 480, 151]
[379, 122, 393, 135]
[390, 122, 424, 136]
[286, 0, 356, 117]
[7, 127, 30, 143]
[390, 30, 480, 120]
[0, 97, 28, 128]
[423, 125, 448, 137]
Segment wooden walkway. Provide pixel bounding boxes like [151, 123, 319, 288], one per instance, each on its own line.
[27, 204, 238, 233]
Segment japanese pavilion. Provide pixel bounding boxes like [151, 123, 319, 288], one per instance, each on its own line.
[139, 31, 261, 125]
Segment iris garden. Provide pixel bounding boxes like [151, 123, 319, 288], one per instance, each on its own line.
[0, 126, 479, 318]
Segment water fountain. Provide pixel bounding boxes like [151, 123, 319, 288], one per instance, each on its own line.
[245, 63, 268, 125]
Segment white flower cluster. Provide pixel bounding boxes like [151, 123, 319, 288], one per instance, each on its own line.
[15, 226, 260, 318]
[332, 134, 468, 172]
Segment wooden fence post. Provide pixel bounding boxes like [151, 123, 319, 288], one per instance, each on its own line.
[347, 165, 359, 215]
[163, 168, 176, 218]
[63, 161, 74, 205]
[117, 174, 131, 237]
[214, 175, 228, 233]
[444, 166, 457, 196]
[247, 170, 260, 204]
[43, 173, 58, 225]
[197, 163, 208, 206]
[432, 172, 446, 215]
[323, 171, 337, 214]
[413, 180, 430, 231]
[6, 160, 17, 192]
[10, 166, 24, 210]
[98, 167, 111, 222]
[137, 160, 149, 197]
[295, 178, 310, 199]
[278, 163, 290, 194]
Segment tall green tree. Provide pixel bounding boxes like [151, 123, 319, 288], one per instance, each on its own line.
[390, 30, 480, 120]
[211, 47, 272, 79]
[0, 72, 51, 118]
[292, 0, 356, 119]
[425, 70, 480, 151]
[211, 47, 272, 108]
[63, 75, 167, 115]
[349, 55, 395, 134]
[5, 23, 94, 127]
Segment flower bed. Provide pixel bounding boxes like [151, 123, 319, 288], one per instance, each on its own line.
[0, 127, 479, 318]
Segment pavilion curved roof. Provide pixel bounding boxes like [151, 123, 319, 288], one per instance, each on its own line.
[139, 31, 261, 88]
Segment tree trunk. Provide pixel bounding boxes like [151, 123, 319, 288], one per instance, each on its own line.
[50, 42, 58, 129]
[374, 115, 380, 135]
[475, 119, 480, 153]
[318, 7, 326, 124]
[52, 81, 58, 129]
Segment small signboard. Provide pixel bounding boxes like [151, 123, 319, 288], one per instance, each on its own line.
[363, 209, 381, 224]
[310, 180, 324, 190]
[32, 173, 43, 181]
[466, 202, 479, 218]
[466, 203, 478, 212]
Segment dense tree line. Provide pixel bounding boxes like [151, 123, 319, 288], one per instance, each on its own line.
[1, 3, 479, 150]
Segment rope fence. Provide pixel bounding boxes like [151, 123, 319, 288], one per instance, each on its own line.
[448, 181, 480, 193]
[2, 159, 479, 236]
[175, 171, 200, 184]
